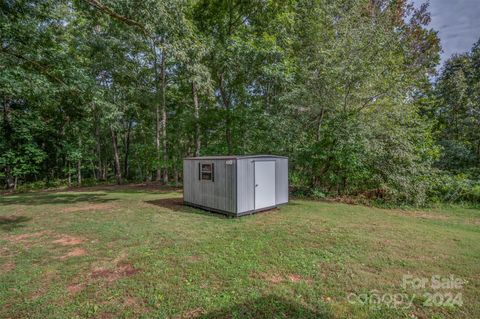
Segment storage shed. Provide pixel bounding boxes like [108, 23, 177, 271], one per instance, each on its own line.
[183, 155, 288, 217]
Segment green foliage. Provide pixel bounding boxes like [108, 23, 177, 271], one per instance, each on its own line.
[0, 0, 477, 205]
[428, 172, 480, 204]
[433, 43, 480, 178]
[285, 0, 441, 205]
[423, 38, 480, 204]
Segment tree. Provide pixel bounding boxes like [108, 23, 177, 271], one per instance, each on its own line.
[287, 0, 440, 204]
[8, 0, 475, 206]
[433, 39, 480, 176]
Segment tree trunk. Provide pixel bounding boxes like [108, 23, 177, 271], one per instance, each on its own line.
[152, 39, 162, 182]
[316, 107, 325, 142]
[90, 159, 97, 180]
[13, 176, 17, 190]
[161, 52, 168, 183]
[77, 136, 82, 186]
[110, 126, 122, 184]
[67, 162, 71, 187]
[192, 82, 201, 157]
[137, 162, 143, 182]
[477, 139, 480, 163]
[219, 72, 233, 154]
[173, 166, 178, 185]
[77, 159, 81, 186]
[155, 101, 161, 181]
[95, 114, 103, 181]
[3, 97, 13, 189]
[4, 166, 14, 189]
[124, 119, 132, 180]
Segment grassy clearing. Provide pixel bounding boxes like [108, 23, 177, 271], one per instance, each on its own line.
[0, 185, 479, 318]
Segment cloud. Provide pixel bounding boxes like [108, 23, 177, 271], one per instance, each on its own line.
[413, 0, 480, 61]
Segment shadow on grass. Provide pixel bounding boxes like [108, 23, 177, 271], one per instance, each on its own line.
[197, 295, 331, 319]
[65, 183, 182, 194]
[0, 193, 116, 206]
[0, 183, 182, 198]
[0, 215, 32, 231]
[145, 198, 228, 219]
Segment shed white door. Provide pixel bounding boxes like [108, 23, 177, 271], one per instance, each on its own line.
[254, 161, 276, 209]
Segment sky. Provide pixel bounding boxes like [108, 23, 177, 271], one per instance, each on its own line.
[414, 0, 480, 65]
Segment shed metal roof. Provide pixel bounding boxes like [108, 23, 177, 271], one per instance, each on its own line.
[184, 155, 287, 160]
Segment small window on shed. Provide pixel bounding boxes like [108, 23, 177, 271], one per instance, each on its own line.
[200, 163, 214, 181]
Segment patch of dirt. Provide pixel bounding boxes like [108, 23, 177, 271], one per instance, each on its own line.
[470, 219, 480, 226]
[52, 235, 84, 246]
[91, 263, 139, 282]
[0, 215, 24, 222]
[67, 283, 84, 294]
[321, 296, 332, 302]
[60, 248, 87, 259]
[122, 295, 150, 315]
[0, 247, 12, 257]
[112, 251, 129, 264]
[252, 272, 284, 284]
[6, 205, 27, 214]
[187, 255, 202, 262]
[124, 296, 138, 306]
[30, 270, 56, 300]
[252, 272, 310, 284]
[358, 264, 382, 275]
[287, 274, 302, 283]
[62, 203, 116, 213]
[328, 196, 364, 205]
[266, 274, 284, 284]
[123, 295, 148, 309]
[1, 262, 16, 273]
[30, 290, 44, 299]
[7, 231, 50, 243]
[176, 308, 205, 319]
[389, 209, 450, 221]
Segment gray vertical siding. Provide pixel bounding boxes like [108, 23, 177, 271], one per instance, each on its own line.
[183, 160, 194, 203]
[236, 157, 289, 214]
[224, 161, 236, 213]
[183, 159, 236, 213]
[236, 158, 255, 214]
[184, 155, 288, 216]
[275, 158, 289, 204]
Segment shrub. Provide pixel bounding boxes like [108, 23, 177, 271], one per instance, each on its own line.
[427, 172, 480, 204]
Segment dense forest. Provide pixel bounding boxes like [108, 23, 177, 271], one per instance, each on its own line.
[1, 0, 479, 205]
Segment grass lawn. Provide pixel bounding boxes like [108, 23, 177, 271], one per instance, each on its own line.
[0, 185, 479, 318]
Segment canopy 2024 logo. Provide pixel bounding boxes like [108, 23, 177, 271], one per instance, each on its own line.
[347, 275, 465, 309]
